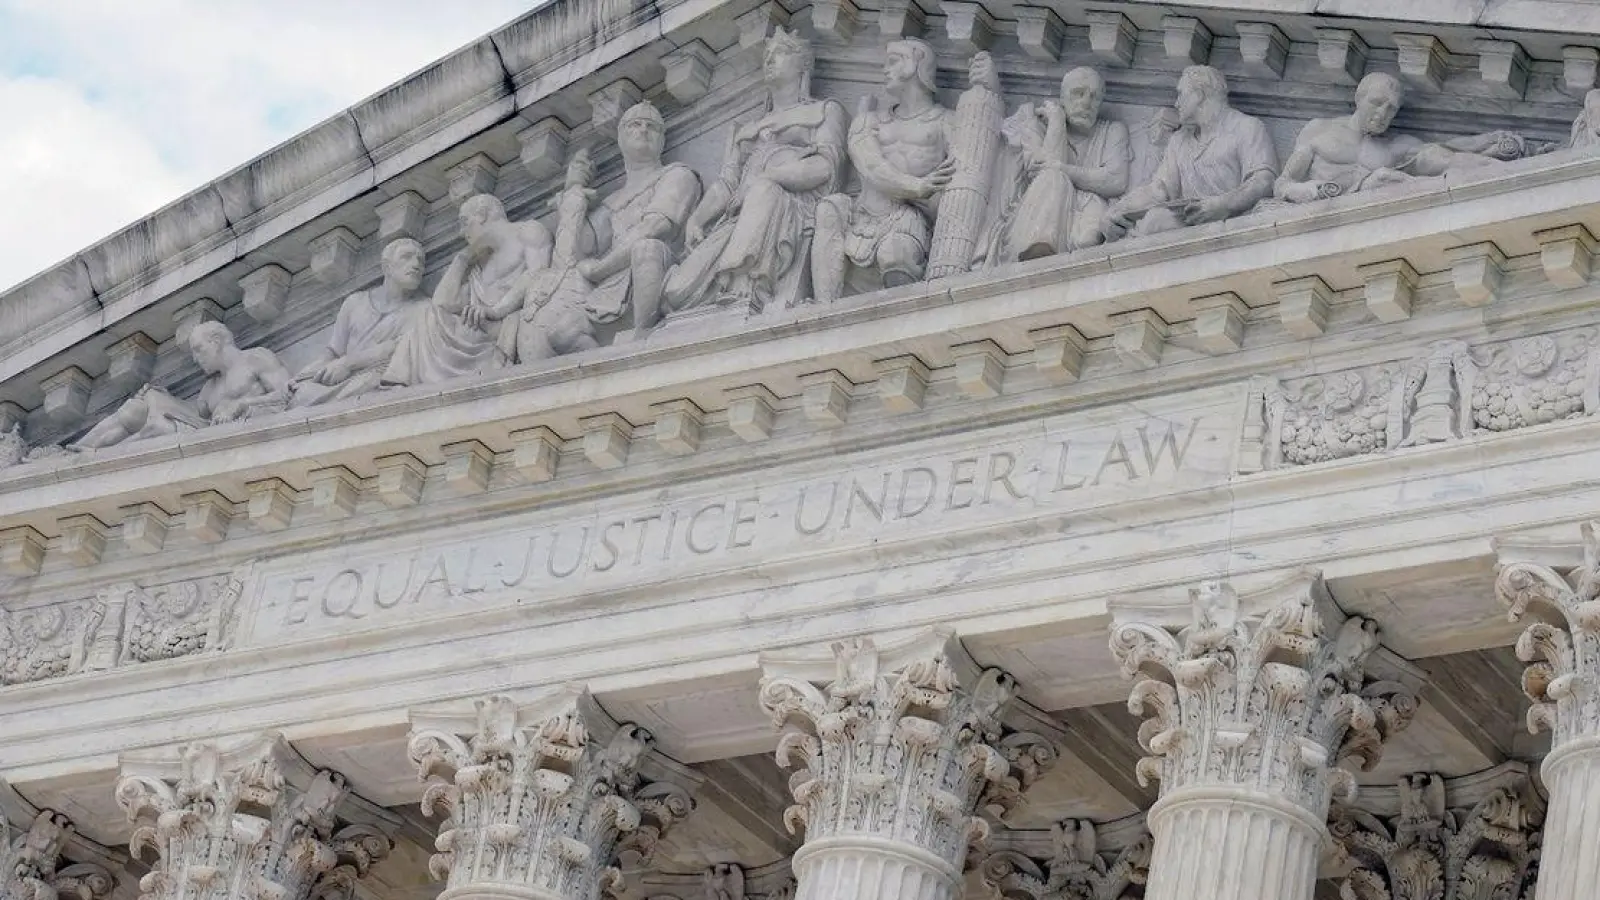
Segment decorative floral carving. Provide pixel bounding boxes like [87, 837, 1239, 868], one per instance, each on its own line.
[1330, 771, 1541, 900]
[757, 633, 1027, 868]
[1, 810, 116, 900]
[116, 575, 242, 664]
[0, 599, 103, 685]
[408, 692, 692, 900]
[1468, 331, 1598, 433]
[1496, 520, 1600, 747]
[1265, 367, 1401, 466]
[1109, 575, 1415, 814]
[981, 820, 1152, 900]
[115, 735, 390, 900]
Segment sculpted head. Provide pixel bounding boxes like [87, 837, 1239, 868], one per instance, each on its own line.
[381, 238, 426, 293]
[617, 100, 666, 166]
[188, 320, 236, 375]
[885, 38, 937, 98]
[459, 194, 508, 247]
[1175, 65, 1228, 127]
[763, 27, 813, 91]
[1353, 72, 1403, 136]
[1060, 67, 1105, 130]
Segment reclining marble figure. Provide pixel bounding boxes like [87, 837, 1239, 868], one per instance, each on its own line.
[811, 38, 953, 304]
[289, 238, 428, 407]
[662, 27, 848, 314]
[1272, 72, 1542, 205]
[73, 321, 289, 449]
[524, 101, 701, 349]
[1101, 66, 1277, 242]
[986, 66, 1130, 263]
[382, 194, 552, 386]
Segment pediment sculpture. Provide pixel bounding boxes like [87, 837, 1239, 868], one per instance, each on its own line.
[13, 24, 1600, 463]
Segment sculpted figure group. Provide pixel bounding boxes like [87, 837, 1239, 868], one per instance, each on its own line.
[51, 29, 1590, 452]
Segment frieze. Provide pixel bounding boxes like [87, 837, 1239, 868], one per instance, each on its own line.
[1243, 325, 1600, 472]
[242, 394, 1238, 645]
[0, 572, 244, 688]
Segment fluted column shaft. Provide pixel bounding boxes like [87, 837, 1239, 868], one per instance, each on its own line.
[791, 836, 958, 900]
[1532, 736, 1600, 900]
[1143, 788, 1322, 900]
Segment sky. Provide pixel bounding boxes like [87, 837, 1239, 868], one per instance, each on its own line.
[0, 0, 536, 292]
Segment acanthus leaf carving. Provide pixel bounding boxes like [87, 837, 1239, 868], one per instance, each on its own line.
[757, 630, 1027, 868]
[407, 690, 693, 900]
[980, 819, 1152, 900]
[1109, 574, 1414, 814]
[1496, 520, 1600, 746]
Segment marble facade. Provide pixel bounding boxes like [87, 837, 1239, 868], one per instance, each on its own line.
[8, 2, 1600, 900]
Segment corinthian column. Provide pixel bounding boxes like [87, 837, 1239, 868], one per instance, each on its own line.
[1109, 575, 1416, 900]
[1498, 520, 1600, 900]
[115, 734, 394, 900]
[407, 689, 698, 900]
[758, 628, 1049, 900]
[0, 791, 118, 900]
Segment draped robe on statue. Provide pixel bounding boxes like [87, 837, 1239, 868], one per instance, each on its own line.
[988, 108, 1131, 262]
[290, 289, 412, 406]
[664, 99, 847, 312]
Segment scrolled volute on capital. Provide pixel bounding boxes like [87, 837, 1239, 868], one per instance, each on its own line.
[1109, 574, 1415, 813]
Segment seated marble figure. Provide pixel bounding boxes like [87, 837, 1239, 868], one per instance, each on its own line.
[1272, 72, 1543, 205]
[382, 194, 552, 387]
[523, 101, 701, 349]
[811, 38, 953, 304]
[662, 28, 848, 314]
[73, 321, 290, 449]
[1101, 66, 1277, 242]
[289, 237, 428, 407]
[1571, 89, 1600, 152]
[985, 66, 1130, 263]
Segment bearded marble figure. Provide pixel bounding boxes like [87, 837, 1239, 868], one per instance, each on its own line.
[289, 238, 427, 407]
[382, 194, 552, 386]
[526, 101, 701, 349]
[1273, 72, 1542, 205]
[662, 27, 848, 314]
[1571, 89, 1600, 152]
[1101, 66, 1277, 241]
[73, 321, 290, 449]
[811, 38, 953, 304]
[986, 66, 1130, 263]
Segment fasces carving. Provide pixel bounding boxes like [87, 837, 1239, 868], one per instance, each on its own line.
[663, 28, 847, 315]
[1273, 73, 1544, 206]
[541, 102, 701, 345]
[1250, 328, 1600, 470]
[1101, 66, 1277, 241]
[1111, 575, 1415, 900]
[758, 630, 1034, 900]
[73, 321, 290, 450]
[980, 820, 1152, 900]
[408, 691, 694, 900]
[1, 810, 115, 900]
[115, 735, 392, 900]
[0, 573, 242, 687]
[985, 66, 1129, 264]
[1330, 772, 1541, 900]
[812, 38, 952, 304]
[383, 194, 553, 386]
[290, 238, 428, 407]
[925, 51, 1003, 278]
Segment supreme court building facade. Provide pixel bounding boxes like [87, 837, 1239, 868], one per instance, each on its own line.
[6, 1, 1600, 899]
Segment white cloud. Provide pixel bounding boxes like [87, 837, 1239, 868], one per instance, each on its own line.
[0, 0, 532, 291]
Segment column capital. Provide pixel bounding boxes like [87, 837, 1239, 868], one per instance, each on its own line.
[115, 733, 393, 900]
[1497, 520, 1600, 748]
[0, 786, 120, 900]
[407, 688, 698, 900]
[979, 818, 1153, 900]
[1110, 572, 1416, 816]
[1328, 763, 1542, 900]
[757, 628, 1037, 867]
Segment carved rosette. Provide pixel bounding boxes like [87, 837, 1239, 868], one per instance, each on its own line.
[980, 819, 1153, 900]
[1329, 770, 1541, 900]
[1496, 521, 1600, 749]
[758, 629, 1027, 900]
[407, 691, 693, 900]
[1, 811, 116, 900]
[1110, 576, 1414, 815]
[115, 735, 390, 900]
